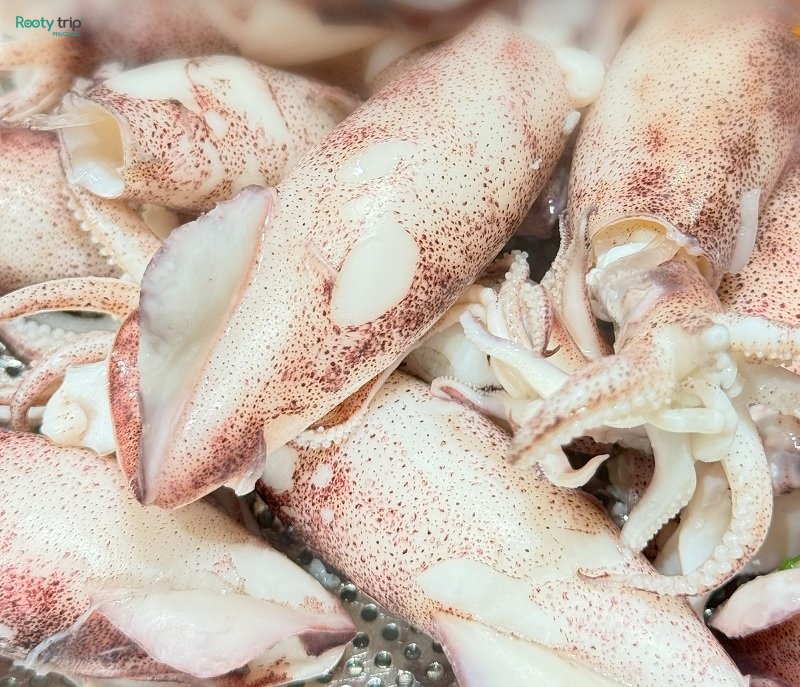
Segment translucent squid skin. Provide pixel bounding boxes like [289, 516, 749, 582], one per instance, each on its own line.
[257, 372, 747, 687]
[508, 0, 800, 599]
[0, 431, 355, 685]
[114, 15, 577, 509]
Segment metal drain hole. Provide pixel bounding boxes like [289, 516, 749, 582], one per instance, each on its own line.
[374, 651, 392, 668]
[403, 643, 421, 660]
[344, 658, 364, 677]
[381, 622, 400, 641]
[360, 604, 379, 621]
[430, 642, 443, 653]
[425, 662, 445, 681]
[396, 671, 415, 686]
[353, 632, 370, 648]
[366, 678, 384, 687]
[340, 583, 358, 602]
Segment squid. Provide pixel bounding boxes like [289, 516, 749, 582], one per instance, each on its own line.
[38, 55, 360, 213]
[0, 0, 388, 123]
[97, 14, 590, 508]
[0, 57, 358, 405]
[256, 371, 747, 687]
[710, 565, 800, 686]
[652, 148, 800, 591]
[0, 129, 120, 295]
[505, 0, 800, 596]
[0, 127, 143, 376]
[718, 145, 800, 349]
[0, 430, 354, 684]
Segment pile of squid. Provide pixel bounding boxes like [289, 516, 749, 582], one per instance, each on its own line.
[2, 0, 800, 684]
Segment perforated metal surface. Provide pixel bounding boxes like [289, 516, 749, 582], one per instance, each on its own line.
[249, 495, 457, 687]
[0, 507, 456, 687]
[0, 392, 455, 687]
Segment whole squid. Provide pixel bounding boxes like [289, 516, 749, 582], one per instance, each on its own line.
[105, 14, 586, 508]
[257, 371, 746, 687]
[0, 430, 354, 684]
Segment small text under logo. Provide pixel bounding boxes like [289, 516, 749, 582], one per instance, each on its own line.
[15, 16, 82, 36]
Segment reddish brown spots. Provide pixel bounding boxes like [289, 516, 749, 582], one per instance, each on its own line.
[301, 595, 325, 615]
[125, 15, 574, 507]
[0, 566, 81, 649]
[108, 310, 143, 493]
[500, 36, 527, 63]
[644, 124, 667, 152]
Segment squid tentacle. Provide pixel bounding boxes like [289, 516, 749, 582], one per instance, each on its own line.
[0, 278, 138, 320]
[509, 335, 676, 481]
[617, 426, 697, 552]
[589, 405, 772, 596]
[716, 313, 800, 365]
[9, 333, 113, 431]
[68, 187, 162, 283]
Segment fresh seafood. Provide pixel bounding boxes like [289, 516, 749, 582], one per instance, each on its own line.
[718, 146, 800, 351]
[0, 129, 119, 294]
[508, 0, 800, 596]
[0, 0, 387, 123]
[2, 1, 798, 684]
[710, 566, 800, 685]
[0, 126, 158, 290]
[0, 430, 354, 684]
[257, 371, 746, 687]
[650, 147, 800, 595]
[41, 55, 360, 212]
[104, 14, 585, 509]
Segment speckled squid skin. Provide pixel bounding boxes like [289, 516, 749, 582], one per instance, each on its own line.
[0, 430, 354, 683]
[122, 14, 575, 508]
[722, 613, 800, 686]
[0, 0, 386, 124]
[0, 130, 117, 295]
[508, 0, 800, 600]
[257, 372, 746, 687]
[59, 56, 361, 212]
[718, 146, 800, 347]
[569, 0, 800, 285]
